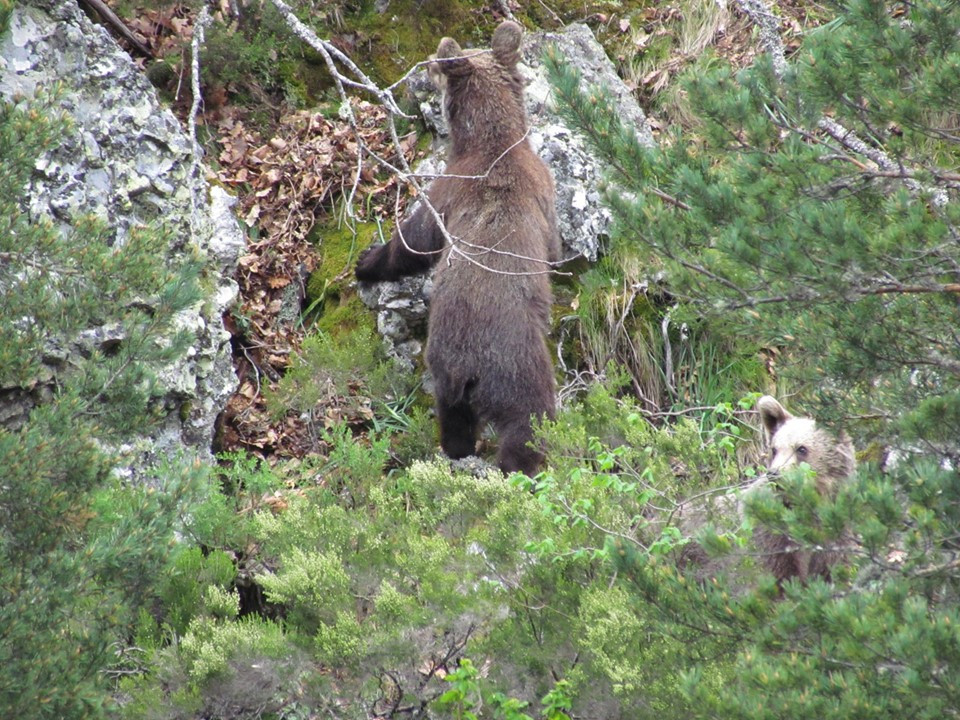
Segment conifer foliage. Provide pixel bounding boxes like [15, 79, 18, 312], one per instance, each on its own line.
[0, 92, 205, 717]
[548, 0, 960, 429]
[547, 1, 960, 717]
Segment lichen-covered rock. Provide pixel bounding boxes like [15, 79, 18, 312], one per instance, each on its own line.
[366, 22, 653, 365]
[0, 0, 243, 476]
[356, 274, 431, 371]
[524, 23, 655, 261]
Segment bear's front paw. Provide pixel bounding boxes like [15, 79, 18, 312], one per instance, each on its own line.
[355, 245, 386, 282]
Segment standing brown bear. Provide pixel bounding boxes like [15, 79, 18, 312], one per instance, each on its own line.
[355, 21, 560, 475]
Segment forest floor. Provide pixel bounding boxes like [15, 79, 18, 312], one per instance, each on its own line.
[103, 0, 821, 461]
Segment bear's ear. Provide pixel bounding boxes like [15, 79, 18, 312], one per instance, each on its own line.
[425, 53, 447, 92]
[757, 395, 792, 443]
[836, 430, 857, 473]
[491, 20, 522, 68]
[434, 37, 472, 77]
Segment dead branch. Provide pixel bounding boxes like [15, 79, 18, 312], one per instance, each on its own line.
[79, 0, 153, 58]
[188, 6, 210, 244]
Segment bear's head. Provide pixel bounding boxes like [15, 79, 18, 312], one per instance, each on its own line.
[757, 395, 856, 495]
[428, 21, 528, 157]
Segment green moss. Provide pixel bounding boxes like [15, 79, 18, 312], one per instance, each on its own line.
[0, 0, 14, 35]
[342, 0, 655, 87]
[307, 216, 379, 302]
[303, 215, 382, 337]
[314, 292, 376, 338]
[347, 0, 481, 84]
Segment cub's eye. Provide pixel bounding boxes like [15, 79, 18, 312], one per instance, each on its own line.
[795, 445, 809, 458]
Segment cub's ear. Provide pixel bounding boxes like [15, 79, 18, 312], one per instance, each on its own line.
[836, 430, 857, 473]
[757, 395, 792, 443]
[434, 37, 471, 77]
[492, 20, 522, 68]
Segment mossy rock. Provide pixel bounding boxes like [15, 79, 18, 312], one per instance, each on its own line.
[345, 0, 481, 85]
[306, 217, 381, 304]
[341, 0, 652, 86]
[306, 216, 383, 338]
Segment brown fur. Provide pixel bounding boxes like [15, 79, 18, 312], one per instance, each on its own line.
[679, 395, 856, 587]
[355, 21, 560, 475]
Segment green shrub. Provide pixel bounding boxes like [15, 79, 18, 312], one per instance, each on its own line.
[0, 93, 206, 718]
[546, 1, 960, 715]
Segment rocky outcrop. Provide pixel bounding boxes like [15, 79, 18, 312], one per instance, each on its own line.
[361, 22, 654, 364]
[0, 0, 243, 475]
[524, 23, 655, 261]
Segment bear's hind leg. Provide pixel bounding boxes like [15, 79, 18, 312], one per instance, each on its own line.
[437, 398, 479, 460]
[496, 418, 544, 477]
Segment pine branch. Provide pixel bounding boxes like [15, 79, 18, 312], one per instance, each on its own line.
[736, 0, 952, 207]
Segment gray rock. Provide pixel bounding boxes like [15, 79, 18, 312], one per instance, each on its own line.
[364, 22, 653, 365]
[0, 0, 243, 478]
[523, 23, 655, 261]
[357, 274, 430, 370]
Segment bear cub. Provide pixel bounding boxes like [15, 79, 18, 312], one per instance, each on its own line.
[680, 395, 856, 586]
[753, 394, 856, 583]
[355, 21, 560, 475]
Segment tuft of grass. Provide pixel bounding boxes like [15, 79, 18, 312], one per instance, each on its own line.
[619, 0, 730, 105]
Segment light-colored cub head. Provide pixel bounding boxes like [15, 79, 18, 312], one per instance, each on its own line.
[757, 395, 856, 494]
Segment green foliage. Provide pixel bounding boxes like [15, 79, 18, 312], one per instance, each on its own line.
[433, 659, 577, 720]
[181, 616, 289, 683]
[200, 2, 329, 109]
[125, 387, 743, 718]
[117, 376, 764, 719]
[606, 460, 960, 720]
[0, 0, 13, 34]
[123, 454, 539, 715]
[434, 658, 484, 720]
[156, 547, 238, 636]
[267, 326, 435, 461]
[267, 327, 392, 414]
[0, 94, 207, 719]
[545, 1, 960, 716]
[546, 1, 960, 428]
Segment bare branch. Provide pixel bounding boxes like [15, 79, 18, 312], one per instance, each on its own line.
[735, 0, 788, 77]
[268, 0, 407, 117]
[79, 0, 153, 58]
[188, 7, 210, 244]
